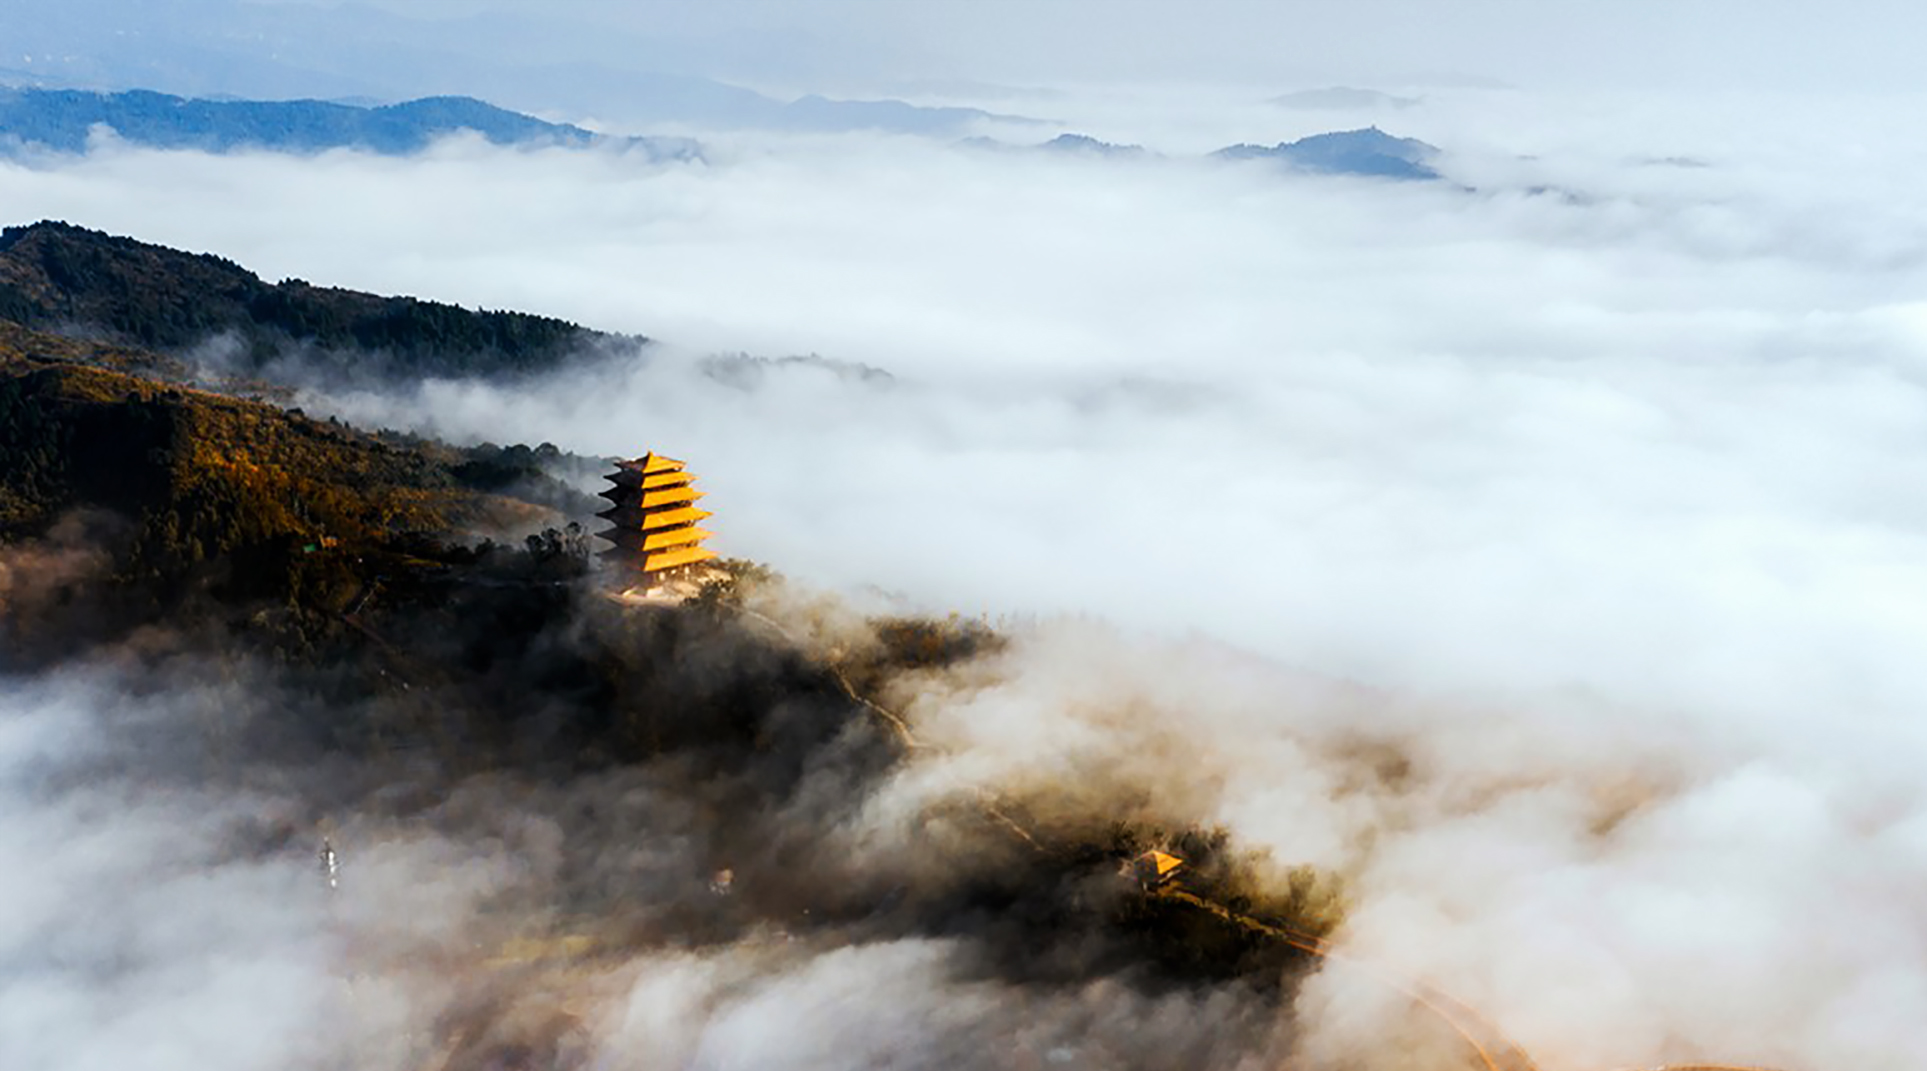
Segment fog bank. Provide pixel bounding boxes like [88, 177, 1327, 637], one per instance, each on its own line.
[5, 86, 1926, 1069]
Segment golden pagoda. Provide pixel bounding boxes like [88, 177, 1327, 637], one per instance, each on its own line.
[596, 453, 718, 587]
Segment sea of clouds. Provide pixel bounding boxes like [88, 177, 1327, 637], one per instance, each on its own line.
[4, 86, 1927, 1069]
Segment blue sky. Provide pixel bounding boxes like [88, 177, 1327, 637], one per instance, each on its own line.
[260, 0, 1927, 92]
[14, 0, 1927, 99]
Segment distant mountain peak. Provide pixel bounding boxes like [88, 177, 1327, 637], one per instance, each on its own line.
[1212, 127, 1441, 181]
[1040, 133, 1147, 157]
[778, 93, 1032, 133]
[956, 132, 1150, 159]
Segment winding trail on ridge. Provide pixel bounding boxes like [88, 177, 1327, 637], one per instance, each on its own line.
[730, 598, 1806, 1071]
[1156, 887, 1536, 1071]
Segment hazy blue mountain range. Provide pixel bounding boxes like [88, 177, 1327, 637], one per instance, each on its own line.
[959, 132, 1151, 158]
[1214, 127, 1441, 180]
[0, 88, 701, 159]
[1036, 133, 1149, 158]
[960, 128, 1442, 181]
[0, 0, 1037, 137]
[777, 94, 1028, 133]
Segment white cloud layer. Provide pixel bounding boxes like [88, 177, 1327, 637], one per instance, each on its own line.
[5, 87, 1927, 1068]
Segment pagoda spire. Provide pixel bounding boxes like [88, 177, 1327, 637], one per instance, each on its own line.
[596, 452, 719, 587]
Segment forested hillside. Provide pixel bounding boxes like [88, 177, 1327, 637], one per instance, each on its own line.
[0, 318, 597, 647]
[0, 312, 1345, 1026]
[0, 220, 643, 380]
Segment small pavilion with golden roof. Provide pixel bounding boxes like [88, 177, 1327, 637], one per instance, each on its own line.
[596, 452, 719, 588]
[1131, 850, 1185, 889]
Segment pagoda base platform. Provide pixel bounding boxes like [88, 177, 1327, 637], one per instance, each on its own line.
[604, 563, 730, 606]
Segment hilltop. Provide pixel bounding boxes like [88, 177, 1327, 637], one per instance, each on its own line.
[0, 220, 642, 382]
[0, 304, 1344, 1046]
[959, 127, 1445, 181]
[960, 132, 1151, 158]
[0, 318, 600, 643]
[774, 93, 1028, 134]
[1214, 127, 1442, 181]
[0, 87, 701, 159]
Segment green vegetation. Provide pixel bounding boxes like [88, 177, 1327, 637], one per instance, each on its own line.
[0, 322, 587, 655]
[0, 221, 645, 380]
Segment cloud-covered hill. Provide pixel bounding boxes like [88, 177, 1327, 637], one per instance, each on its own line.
[0, 288, 1354, 1070]
[1213, 127, 1441, 180]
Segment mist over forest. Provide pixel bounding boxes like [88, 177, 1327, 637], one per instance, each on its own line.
[4, 3, 1927, 1070]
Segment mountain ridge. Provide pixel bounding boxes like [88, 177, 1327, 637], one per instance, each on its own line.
[1213, 126, 1442, 181]
[0, 86, 702, 158]
[0, 0, 1046, 135]
[0, 220, 641, 383]
[960, 126, 1445, 181]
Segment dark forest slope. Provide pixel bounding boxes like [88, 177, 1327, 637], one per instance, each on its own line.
[0, 319, 593, 649]
[0, 220, 645, 381]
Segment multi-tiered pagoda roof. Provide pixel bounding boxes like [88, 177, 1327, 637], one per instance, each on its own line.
[597, 453, 718, 585]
